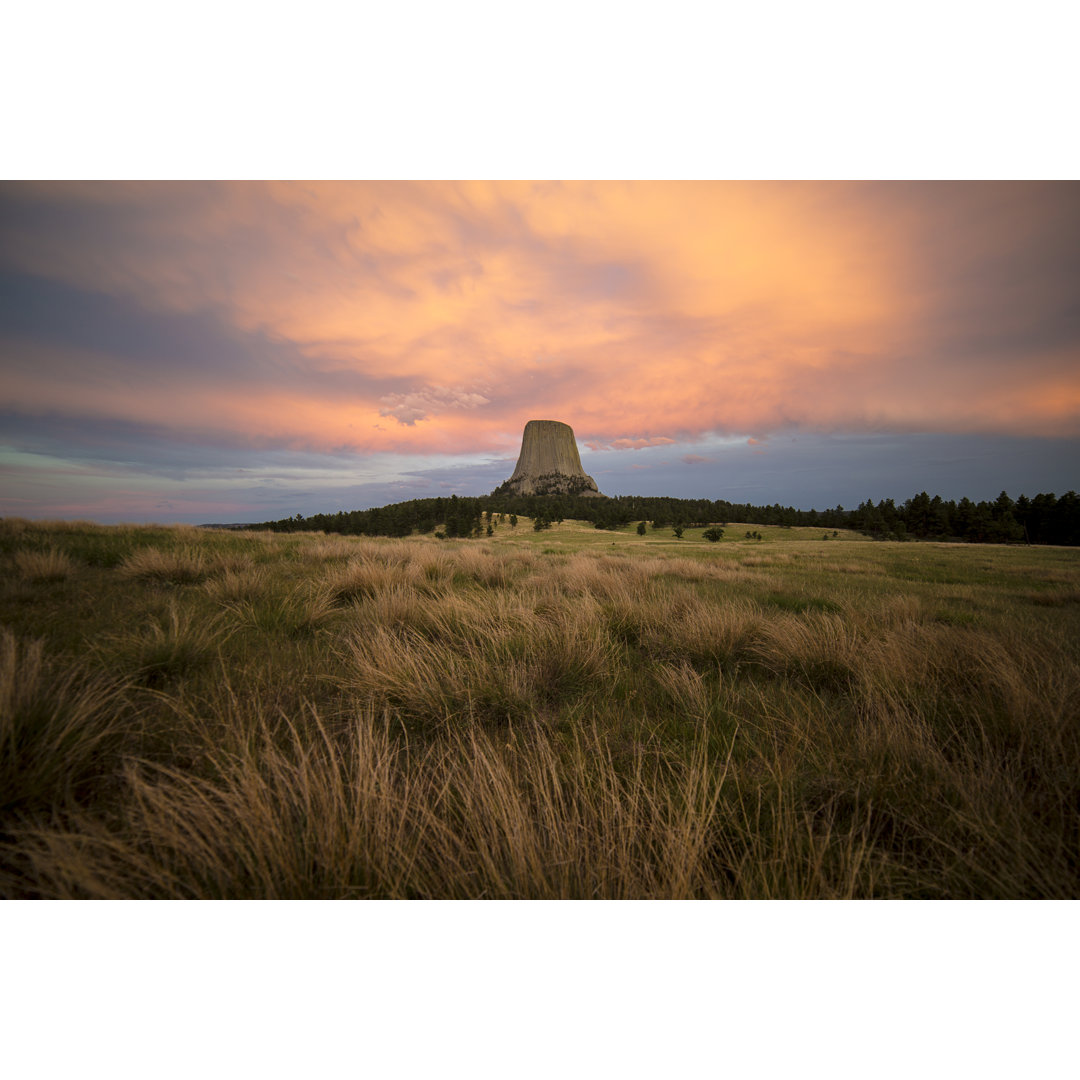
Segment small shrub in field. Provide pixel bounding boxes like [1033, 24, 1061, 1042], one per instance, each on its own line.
[13, 548, 74, 582]
[118, 546, 206, 585]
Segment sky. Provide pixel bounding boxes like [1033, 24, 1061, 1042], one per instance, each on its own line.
[1, 180, 1078, 524]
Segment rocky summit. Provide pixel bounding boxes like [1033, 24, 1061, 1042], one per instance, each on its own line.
[493, 419, 603, 497]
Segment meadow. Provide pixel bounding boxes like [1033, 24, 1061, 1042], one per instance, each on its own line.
[2, 515, 1077, 899]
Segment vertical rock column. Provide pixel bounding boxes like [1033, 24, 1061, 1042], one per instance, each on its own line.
[501, 420, 601, 496]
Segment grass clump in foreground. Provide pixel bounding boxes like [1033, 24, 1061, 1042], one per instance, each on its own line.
[1, 517, 1078, 899]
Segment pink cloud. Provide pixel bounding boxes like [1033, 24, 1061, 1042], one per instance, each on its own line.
[586, 436, 677, 451]
[3, 180, 1078, 464]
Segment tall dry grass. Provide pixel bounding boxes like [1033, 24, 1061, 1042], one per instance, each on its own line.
[97, 600, 226, 686]
[336, 587, 618, 726]
[203, 565, 270, 603]
[1, 523, 1078, 898]
[5, 705, 739, 899]
[0, 629, 132, 827]
[13, 548, 76, 582]
[118, 546, 207, 585]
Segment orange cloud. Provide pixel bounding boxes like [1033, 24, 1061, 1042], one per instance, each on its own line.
[586, 436, 678, 451]
[2, 181, 1077, 461]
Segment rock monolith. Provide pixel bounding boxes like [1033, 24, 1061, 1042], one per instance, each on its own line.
[494, 420, 602, 497]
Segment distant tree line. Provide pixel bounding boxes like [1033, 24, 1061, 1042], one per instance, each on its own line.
[845, 491, 1079, 545]
[250, 489, 1080, 546]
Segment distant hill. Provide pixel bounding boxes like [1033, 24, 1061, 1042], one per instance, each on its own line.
[248, 489, 1080, 546]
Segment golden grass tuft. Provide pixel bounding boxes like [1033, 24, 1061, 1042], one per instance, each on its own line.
[336, 586, 617, 726]
[221, 582, 339, 638]
[99, 601, 226, 686]
[13, 548, 75, 582]
[322, 557, 421, 604]
[118, 546, 207, 584]
[202, 565, 270, 603]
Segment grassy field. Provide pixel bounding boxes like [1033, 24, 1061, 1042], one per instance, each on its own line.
[2, 515, 1078, 899]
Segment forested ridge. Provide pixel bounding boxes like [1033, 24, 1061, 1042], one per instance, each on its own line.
[251, 489, 1080, 546]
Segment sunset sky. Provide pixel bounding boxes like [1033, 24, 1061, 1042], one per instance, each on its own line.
[1, 180, 1078, 523]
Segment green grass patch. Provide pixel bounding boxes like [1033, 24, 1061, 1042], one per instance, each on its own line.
[764, 593, 843, 614]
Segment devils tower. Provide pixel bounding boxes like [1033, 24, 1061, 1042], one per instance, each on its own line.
[493, 420, 603, 497]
